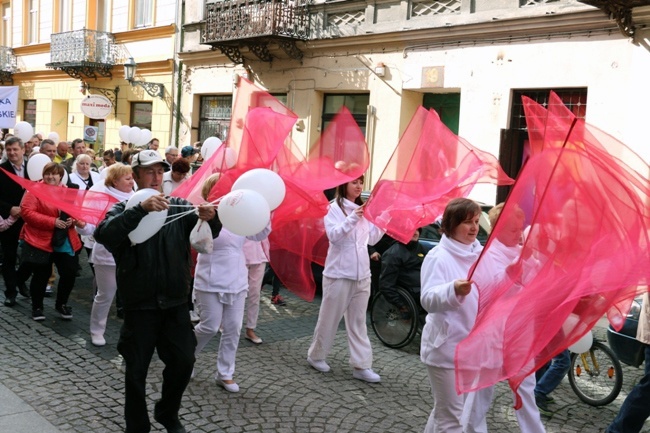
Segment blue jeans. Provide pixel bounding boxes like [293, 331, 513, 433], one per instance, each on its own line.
[606, 345, 650, 433]
[534, 349, 571, 397]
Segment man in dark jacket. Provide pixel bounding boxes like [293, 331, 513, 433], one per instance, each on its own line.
[0, 137, 27, 306]
[378, 228, 426, 312]
[94, 150, 221, 433]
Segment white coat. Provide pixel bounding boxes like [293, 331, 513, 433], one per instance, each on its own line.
[420, 234, 482, 368]
[195, 226, 270, 294]
[322, 198, 384, 281]
[243, 238, 269, 265]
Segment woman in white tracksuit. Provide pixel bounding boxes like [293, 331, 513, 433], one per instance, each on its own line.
[193, 174, 270, 393]
[420, 198, 483, 433]
[307, 175, 384, 383]
[76, 164, 135, 347]
[467, 203, 546, 433]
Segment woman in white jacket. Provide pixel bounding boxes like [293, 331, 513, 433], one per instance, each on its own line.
[76, 164, 135, 347]
[193, 174, 270, 393]
[307, 176, 384, 383]
[420, 197, 482, 433]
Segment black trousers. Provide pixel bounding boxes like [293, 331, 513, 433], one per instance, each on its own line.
[30, 251, 79, 311]
[118, 303, 196, 433]
[1, 223, 21, 298]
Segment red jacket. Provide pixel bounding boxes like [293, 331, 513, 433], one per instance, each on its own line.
[20, 190, 82, 253]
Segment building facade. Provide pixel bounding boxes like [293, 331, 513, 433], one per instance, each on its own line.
[178, 0, 650, 204]
[1, 0, 179, 152]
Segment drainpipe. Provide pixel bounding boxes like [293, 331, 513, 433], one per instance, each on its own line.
[172, 1, 186, 147]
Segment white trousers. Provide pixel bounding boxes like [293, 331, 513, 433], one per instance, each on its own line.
[307, 276, 373, 369]
[463, 373, 545, 433]
[193, 290, 246, 380]
[425, 366, 469, 433]
[89, 264, 117, 338]
[245, 263, 265, 330]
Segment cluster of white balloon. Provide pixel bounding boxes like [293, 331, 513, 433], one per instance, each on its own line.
[218, 168, 286, 236]
[125, 168, 286, 244]
[118, 125, 153, 147]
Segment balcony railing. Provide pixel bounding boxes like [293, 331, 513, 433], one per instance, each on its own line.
[0, 46, 17, 85]
[202, 0, 310, 63]
[46, 29, 117, 80]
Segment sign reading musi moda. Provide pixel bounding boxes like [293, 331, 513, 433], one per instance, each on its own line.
[80, 94, 112, 119]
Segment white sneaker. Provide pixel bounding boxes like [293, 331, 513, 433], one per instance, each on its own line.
[189, 310, 200, 323]
[307, 357, 330, 373]
[44, 285, 53, 297]
[91, 334, 106, 347]
[352, 368, 381, 383]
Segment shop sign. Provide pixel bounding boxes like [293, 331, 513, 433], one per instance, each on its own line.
[80, 95, 112, 119]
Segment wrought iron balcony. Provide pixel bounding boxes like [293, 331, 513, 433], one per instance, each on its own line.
[202, 0, 311, 64]
[0, 46, 17, 85]
[578, 0, 650, 36]
[46, 29, 117, 80]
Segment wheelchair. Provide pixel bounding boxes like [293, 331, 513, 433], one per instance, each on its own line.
[370, 286, 425, 348]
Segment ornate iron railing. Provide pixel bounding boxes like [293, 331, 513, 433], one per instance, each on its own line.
[203, 0, 310, 43]
[46, 29, 117, 79]
[0, 46, 16, 85]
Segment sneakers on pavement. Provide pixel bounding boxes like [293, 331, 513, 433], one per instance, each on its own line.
[4, 296, 16, 307]
[154, 412, 187, 433]
[56, 304, 73, 320]
[44, 285, 53, 297]
[307, 357, 330, 372]
[352, 368, 381, 383]
[535, 393, 553, 416]
[189, 310, 200, 323]
[271, 294, 286, 306]
[32, 309, 45, 321]
[91, 334, 106, 347]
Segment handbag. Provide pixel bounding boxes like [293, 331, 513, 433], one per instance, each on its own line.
[21, 242, 51, 265]
[51, 211, 70, 248]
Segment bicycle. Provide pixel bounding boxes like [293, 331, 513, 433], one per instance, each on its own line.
[568, 339, 623, 406]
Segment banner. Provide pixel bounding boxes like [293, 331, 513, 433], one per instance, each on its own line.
[0, 86, 19, 128]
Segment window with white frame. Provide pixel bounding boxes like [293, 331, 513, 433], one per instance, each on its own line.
[1, 2, 10, 46]
[27, 0, 38, 44]
[58, 0, 72, 32]
[134, 0, 153, 28]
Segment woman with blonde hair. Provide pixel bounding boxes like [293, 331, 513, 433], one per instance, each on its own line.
[193, 173, 270, 392]
[76, 164, 135, 346]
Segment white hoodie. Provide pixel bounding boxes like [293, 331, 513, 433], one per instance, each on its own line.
[322, 198, 384, 281]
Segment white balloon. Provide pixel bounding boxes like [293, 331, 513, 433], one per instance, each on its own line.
[139, 129, 153, 147]
[27, 154, 52, 181]
[211, 145, 237, 172]
[118, 125, 131, 142]
[218, 189, 270, 236]
[231, 168, 285, 210]
[13, 121, 34, 142]
[61, 170, 69, 186]
[47, 131, 60, 143]
[125, 188, 168, 244]
[201, 137, 222, 159]
[128, 127, 142, 146]
[568, 330, 594, 354]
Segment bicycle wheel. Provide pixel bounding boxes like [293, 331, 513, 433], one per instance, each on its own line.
[370, 287, 418, 349]
[568, 341, 623, 406]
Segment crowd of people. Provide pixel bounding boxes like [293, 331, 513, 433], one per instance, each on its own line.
[1, 131, 648, 433]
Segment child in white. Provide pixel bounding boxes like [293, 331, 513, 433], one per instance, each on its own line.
[0, 214, 17, 232]
[307, 176, 384, 382]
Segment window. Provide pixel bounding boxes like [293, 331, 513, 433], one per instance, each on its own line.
[130, 102, 152, 130]
[199, 95, 232, 141]
[27, 0, 38, 44]
[134, 0, 153, 28]
[56, 0, 72, 32]
[1, 2, 10, 46]
[24, 100, 36, 127]
[322, 93, 369, 135]
[96, 0, 110, 31]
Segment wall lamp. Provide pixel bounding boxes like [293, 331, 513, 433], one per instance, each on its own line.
[123, 57, 165, 99]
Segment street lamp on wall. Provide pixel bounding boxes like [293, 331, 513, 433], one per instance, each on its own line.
[123, 57, 165, 99]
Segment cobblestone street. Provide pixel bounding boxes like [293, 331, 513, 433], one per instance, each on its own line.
[0, 259, 647, 432]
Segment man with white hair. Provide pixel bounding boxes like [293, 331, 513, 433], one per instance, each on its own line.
[165, 146, 179, 165]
